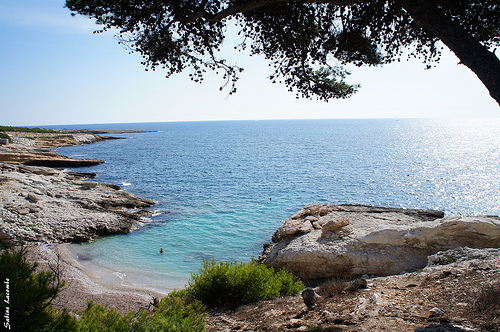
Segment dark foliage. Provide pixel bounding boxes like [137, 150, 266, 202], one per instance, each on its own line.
[0, 126, 60, 133]
[65, 0, 500, 103]
[0, 132, 11, 142]
[0, 245, 76, 331]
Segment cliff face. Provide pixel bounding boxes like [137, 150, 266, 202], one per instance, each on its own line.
[0, 151, 105, 167]
[259, 204, 500, 280]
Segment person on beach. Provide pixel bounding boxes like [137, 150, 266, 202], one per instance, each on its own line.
[160, 248, 164, 253]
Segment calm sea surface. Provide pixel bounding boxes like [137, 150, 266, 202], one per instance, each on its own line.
[52, 118, 500, 291]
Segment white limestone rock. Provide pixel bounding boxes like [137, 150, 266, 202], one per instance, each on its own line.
[261, 204, 500, 280]
[0, 163, 156, 244]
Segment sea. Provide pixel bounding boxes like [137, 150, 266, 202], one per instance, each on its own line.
[51, 118, 500, 292]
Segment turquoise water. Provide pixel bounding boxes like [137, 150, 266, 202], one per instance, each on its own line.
[53, 118, 500, 291]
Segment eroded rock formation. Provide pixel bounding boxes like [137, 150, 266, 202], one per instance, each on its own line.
[0, 163, 156, 243]
[260, 204, 500, 280]
[0, 151, 105, 167]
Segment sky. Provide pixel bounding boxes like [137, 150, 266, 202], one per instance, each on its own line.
[0, 0, 499, 126]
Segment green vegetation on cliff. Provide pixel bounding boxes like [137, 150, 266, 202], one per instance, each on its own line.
[0, 125, 60, 133]
[0, 132, 11, 142]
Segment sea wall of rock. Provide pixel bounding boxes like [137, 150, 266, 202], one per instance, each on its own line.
[0, 150, 105, 167]
[259, 204, 500, 280]
[0, 163, 156, 244]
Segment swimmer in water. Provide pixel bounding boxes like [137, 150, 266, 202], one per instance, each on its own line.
[160, 248, 164, 253]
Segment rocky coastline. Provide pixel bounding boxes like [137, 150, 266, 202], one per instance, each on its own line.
[0, 130, 120, 167]
[208, 247, 500, 331]
[0, 163, 155, 243]
[259, 204, 500, 281]
[0, 129, 165, 317]
[1, 129, 499, 330]
[0, 130, 156, 244]
[210, 205, 500, 331]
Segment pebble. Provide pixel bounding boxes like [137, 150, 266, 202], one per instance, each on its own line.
[429, 307, 444, 317]
[27, 193, 40, 203]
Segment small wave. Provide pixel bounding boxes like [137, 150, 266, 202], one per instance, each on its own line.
[113, 271, 126, 281]
[151, 210, 166, 217]
[121, 182, 132, 186]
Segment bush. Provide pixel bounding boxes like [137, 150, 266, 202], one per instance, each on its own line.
[0, 132, 11, 142]
[0, 245, 77, 331]
[77, 291, 205, 332]
[77, 300, 134, 331]
[440, 255, 457, 265]
[133, 290, 206, 332]
[1, 246, 302, 330]
[0, 125, 60, 133]
[187, 259, 304, 308]
[77, 259, 302, 329]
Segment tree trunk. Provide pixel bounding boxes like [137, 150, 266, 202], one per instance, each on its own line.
[396, 0, 500, 106]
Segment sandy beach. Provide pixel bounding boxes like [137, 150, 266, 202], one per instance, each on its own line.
[27, 243, 171, 314]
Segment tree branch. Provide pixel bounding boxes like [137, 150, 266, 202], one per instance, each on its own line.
[185, 0, 366, 23]
[396, 0, 500, 105]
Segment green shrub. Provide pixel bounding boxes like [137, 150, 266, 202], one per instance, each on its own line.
[0, 245, 77, 331]
[133, 290, 206, 332]
[44, 307, 79, 332]
[0, 132, 11, 142]
[187, 259, 304, 308]
[440, 255, 457, 265]
[77, 300, 134, 331]
[0, 125, 60, 133]
[77, 292, 206, 332]
[0, 246, 302, 330]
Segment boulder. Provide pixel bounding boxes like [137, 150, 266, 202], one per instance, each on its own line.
[301, 287, 320, 310]
[260, 204, 500, 280]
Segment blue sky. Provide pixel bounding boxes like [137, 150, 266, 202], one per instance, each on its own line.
[1, 0, 499, 126]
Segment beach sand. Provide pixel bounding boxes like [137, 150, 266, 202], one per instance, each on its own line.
[27, 243, 173, 314]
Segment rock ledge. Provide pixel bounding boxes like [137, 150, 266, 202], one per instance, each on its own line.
[0, 163, 156, 244]
[260, 204, 500, 280]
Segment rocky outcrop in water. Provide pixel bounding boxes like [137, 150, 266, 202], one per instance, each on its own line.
[0, 150, 105, 167]
[0, 163, 156, 244]
[0, 134, 108, 167]
[259, 204, 500, 280]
